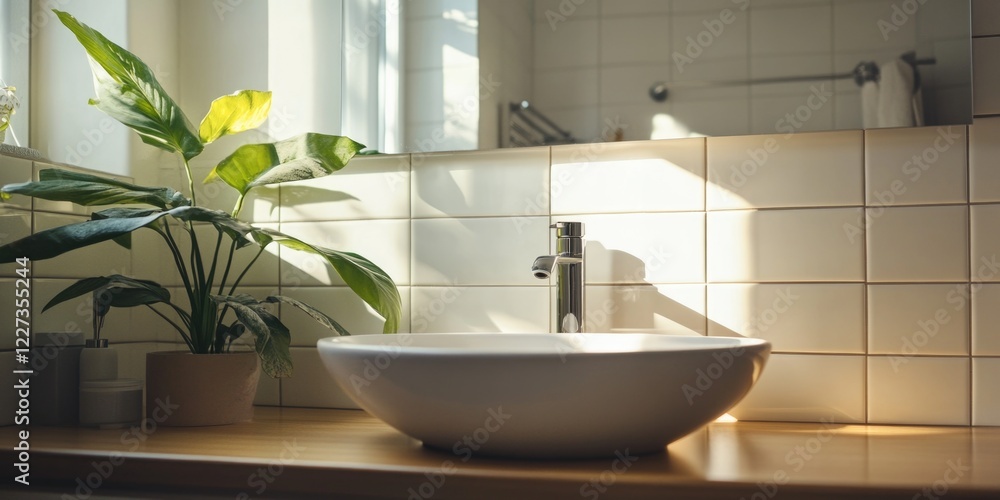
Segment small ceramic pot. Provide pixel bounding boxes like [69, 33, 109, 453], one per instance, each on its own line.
[145, 350, 260, 426]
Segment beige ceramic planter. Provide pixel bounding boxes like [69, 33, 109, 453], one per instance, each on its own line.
[145, 350, 260, 426]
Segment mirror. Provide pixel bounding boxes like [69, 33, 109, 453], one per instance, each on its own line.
[0, 0, 29, 148]
[394, 0, 971, 153]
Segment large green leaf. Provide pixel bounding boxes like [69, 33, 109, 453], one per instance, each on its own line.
[199, 90, 272, 144]
[43, 275, 169, 312]
[205, 133, 365, 195]
[211, 294, 292, 377]
[169, 206, 255, 248]
[1, 168, 190, 209]
[264, 295, 351, 337]
[0, 209, 172, 263]
[251, 228, 401, 334]
[55, 10, 203, 160]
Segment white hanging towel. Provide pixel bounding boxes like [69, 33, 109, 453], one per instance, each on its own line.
[875, 59, 923, 128]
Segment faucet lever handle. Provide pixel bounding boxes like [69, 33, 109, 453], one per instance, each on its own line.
[550, 221, 584, 238]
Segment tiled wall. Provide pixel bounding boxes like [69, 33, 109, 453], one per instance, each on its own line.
[3, 1, 999, 428]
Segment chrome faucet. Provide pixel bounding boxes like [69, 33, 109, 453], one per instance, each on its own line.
[531, 222, 585, 333]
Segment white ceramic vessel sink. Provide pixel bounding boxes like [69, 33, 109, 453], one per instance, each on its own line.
[317, 333, 769, 458]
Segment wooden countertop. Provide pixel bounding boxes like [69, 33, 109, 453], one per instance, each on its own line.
[3, 407, 999, 499]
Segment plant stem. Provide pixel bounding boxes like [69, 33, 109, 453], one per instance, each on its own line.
[232, 193, 246, 219]
[183, 156, 198, 206]
[206, 230, 224, 290]
[227, 246, 266, 295]
[145, 304, 194, 351]
[217, 239, 237, 295]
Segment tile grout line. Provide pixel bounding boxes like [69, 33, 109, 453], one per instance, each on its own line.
[861, 129, 869, 424]
[703, 137, 709, 338]
[966, 126, 974, 426]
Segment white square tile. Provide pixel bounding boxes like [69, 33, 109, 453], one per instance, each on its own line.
[707, 131, 863, 209]
[600, 16, 671, 65]
[866, 127, 967, 206]
[599, 65, 672, 107]
[31, 279, 135, 343]
[867, 205, 968, 282]
[411, 286, 548, 333]
[970, 118, 1000, 202]
[115, 342, 166, 382]
[280, 154, 411, 222]
[973, 358, 1000, 425]
[972, 284, 1000, 355]
[255, 370, 281, 407]
[412, 148, 549, 218]
[534, 19, 598, 69]
[570, 213, 705, 284]
[0, 155, 32, 210]
[752, 5, 831, 55]
[551, 138, 705, 215]
[0, 207, 32, 277]
[708, 284, 864, 353]
[535, 0, 598, 19]
[600, 0, 671, 16]
[671, 98, 751, 137]
[970, 205, 1000, 284]
[868, 285, 970, 355]
[833, 0, 915, 52]
[671, 12, 748, 62]
[412, 217, 549, 286]
[729, 354, 865, 423]
[32, 212, 132, 279]
[749, 92, 835, 136]
[281, 287, 411, 346]
[282, 347, 359, 409]
[973, 0, 1000, 36]
[868, 356, 970, 425]
[973, 37, 1000, 115]
[534, 68, 599, 109]
[708, 208, 865, 282]
[586, 284, 706, 335]
[671, 0, 737, 14]
[280, 219, 410, 286]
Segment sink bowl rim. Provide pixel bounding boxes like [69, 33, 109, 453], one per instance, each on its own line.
[318, 333, 770, 358]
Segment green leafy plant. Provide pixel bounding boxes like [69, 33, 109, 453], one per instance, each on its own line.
[0, 10, 401, 377]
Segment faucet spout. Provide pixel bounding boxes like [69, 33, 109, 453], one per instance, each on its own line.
[532, 222, 586, 333]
